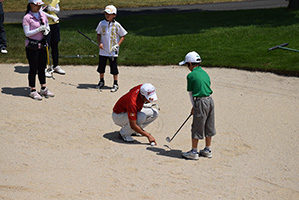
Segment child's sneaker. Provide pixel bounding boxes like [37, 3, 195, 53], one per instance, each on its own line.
[182, 150, 199, 160]
[40, 88, 55, 97]
[97, 81, 105, 89]
[111, 84, 119, 92]
[199, 148, 212, 158]
[29, 91, 42, 100]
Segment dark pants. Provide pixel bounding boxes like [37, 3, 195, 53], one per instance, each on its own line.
[46, 23, 60, 67]
[97, 55, 118, 75]
[0, 13, 7, 49]
[26, 47, 47, 88]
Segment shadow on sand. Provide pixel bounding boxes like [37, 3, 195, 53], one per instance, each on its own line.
[1, 87, 29, 97]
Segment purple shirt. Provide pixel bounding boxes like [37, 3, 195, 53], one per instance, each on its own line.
[23, 11, 48, 46]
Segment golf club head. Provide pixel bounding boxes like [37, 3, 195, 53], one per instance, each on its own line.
[165, 137, 171, 143]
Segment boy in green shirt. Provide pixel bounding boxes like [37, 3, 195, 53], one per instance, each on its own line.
[179, 51, 216, 160]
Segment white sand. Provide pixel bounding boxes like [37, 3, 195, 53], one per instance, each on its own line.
[1, 63, 299, 200]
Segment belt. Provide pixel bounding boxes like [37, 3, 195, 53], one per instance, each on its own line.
[194, 95, 211, 100]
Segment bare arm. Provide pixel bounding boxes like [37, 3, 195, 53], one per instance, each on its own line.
[97, 34, 103, 49]
[129, 119, 156, 145]
[118, 35, 126, 46]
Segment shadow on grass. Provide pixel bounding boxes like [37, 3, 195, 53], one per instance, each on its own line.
[61, 8, 299, 37]
[1, 87, 29, 97]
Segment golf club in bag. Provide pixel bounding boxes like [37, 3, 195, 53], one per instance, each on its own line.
[77, 30, 115, 60]
[165, 113, 192, 143]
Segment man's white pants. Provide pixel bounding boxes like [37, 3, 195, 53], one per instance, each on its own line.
[112, 107, 159, 136]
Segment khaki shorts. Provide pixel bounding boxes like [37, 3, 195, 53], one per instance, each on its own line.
[192, 96, 216, 139]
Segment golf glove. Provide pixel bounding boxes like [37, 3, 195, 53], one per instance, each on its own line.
[43, 26, 50, 36]
[37, 25, 47, 32]
[46, 5, 55, 12]
[111, 44, 119, 52]
[52, 16, 59, 22]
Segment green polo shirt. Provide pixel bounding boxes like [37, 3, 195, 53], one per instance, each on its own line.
[187, 66, 213, 97]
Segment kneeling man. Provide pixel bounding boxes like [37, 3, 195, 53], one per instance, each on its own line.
[112, 83, 159, 145]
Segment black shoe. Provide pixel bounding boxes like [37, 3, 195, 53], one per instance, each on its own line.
[97, 81, 105, 89]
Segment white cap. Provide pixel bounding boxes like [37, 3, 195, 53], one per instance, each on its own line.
[104, 5, 117, 14]
[140, 83, 158, 102]
[28, 0, 45, 5]
[179, 51, 202, 65]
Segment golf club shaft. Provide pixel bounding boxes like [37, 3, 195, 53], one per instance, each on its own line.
[169, 113, 192, 141]
[279, 46, 299, 52]
[77, 30, 98, 46]
[77, 30, 114, 60]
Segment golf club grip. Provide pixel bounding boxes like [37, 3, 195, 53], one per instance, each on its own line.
[268, 43, 289, 51]
[170, 113, 192, 140]
[77, 30, 98, 46]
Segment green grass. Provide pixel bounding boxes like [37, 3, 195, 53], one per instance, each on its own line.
[1, 8, 299, 76]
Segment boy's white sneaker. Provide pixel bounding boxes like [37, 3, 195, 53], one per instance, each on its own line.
[29, 91, 42, 100]
[199, 148, 212, 158]
[40, 88, 55, 97]
[182, 150, 199, 160]
[54, 66, 65, 74]
[1, 48, 8, 54]
[111, 84, 119, 92]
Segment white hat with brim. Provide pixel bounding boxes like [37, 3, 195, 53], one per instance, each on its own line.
[179, 51, 202, 65]
[104, 5, 117, 14]
[28, 0, 45, 5]
[140, 83, 158, 102]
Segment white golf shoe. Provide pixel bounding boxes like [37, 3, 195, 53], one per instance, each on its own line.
[1, 48, 8, 54]
[54, 66, 65, 74]
[40, 87, 55, 97]
[29, 91, 42, 100]
[120, 133, 135, 142]
[45, 70, 53, 78]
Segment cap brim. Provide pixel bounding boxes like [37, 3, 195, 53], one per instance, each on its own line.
[147, 93, 158, 102]
[35, 2, 45, 5]
[179, 61, 186, 66]
[104, 10, 116, 14]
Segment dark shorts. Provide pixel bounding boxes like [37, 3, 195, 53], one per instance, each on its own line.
[46, 23, 60, 44]
[191, 96, 216, 139]
[97, 55, 118, 75]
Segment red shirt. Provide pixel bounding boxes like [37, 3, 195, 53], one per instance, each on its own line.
[113, 85, 144, 120]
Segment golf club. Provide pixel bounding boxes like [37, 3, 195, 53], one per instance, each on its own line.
[60, 54, 97, 58]
[165, 113, 192, 143]
[268, 43, 299, 52]
[45, 45, 55, 80]
[77, 30, 115, 60]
